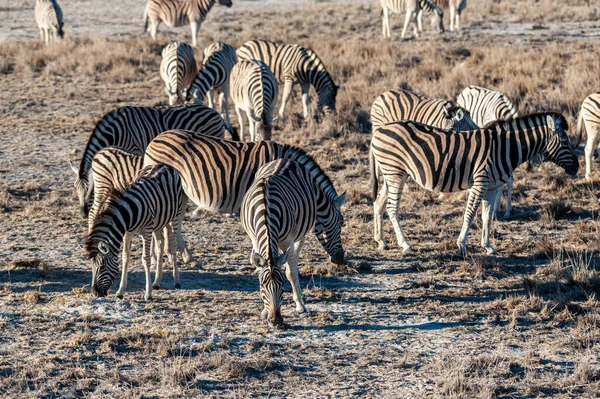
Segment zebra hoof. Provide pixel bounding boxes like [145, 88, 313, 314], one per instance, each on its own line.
[376, 242, 388, 251]
[152, 284, 161, 290]
[174, 283, 181, 289]
[260, 308, 268, 320]
[457, 243, 468, 257]
[145, 295, 152, 301]
[401, 245, 413, 255]
[485, 247, 497, 255]
[115, 293, 124, 299]
[295, 305, 308, 314]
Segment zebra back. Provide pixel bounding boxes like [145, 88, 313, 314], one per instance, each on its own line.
[145, 0, 220, 27]
[189, 42, 237, 103]
[371, 89, 476, 132]
[457, 86, 519, 128]
[160, 41, 197, 105]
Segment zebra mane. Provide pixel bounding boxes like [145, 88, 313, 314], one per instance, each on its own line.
[281, 144, 339, 201]
[79, 110, 118, 180]
[483, 112, 568, 131]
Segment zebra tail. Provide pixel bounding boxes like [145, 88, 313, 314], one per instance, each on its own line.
[58, 26, 64, 39]
[575, 110, 585, 149]
[143, 9, 149, 33]
[369, 147, 378, 201]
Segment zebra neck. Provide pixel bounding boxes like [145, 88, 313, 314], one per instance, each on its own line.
[495, 122, 551, 171]
[281, 146, 338, 201]
[262, 187, 280, 268]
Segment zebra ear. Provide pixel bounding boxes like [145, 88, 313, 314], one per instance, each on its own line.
[251, 252, 266, 268]
[546, 115, 555, 131]
[98, 241, 109, 255]
[68, 160, 78, 175]
[334, 191, 346, 208]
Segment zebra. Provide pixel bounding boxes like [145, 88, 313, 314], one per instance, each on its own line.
[160, 41, 198, 106]
[189, 42, 237, 126]
[380, 0, 444, 39]
[241, 159, 345, 327]
[418, 0, 466, 32]
[70, 104, 228, 218]
[575, 93, 600, 179]
[236, 40, 338, 122]
[457, 85, 519, 217]
[34, 0, 63, 44]
[230, 59, 278, 141]
[143, 0, 233, 47]
[370, 113, 578, 255]
[86, 164, 185, 300]
[142, 130, 346, 264]
[416, 0, 446, 34]
[88, 146, 194, 264]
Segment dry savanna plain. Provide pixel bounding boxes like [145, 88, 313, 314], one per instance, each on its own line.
[1, 0, 600, 397]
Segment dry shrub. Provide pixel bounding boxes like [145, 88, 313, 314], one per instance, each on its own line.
[23, 291, 41, 304]
[71, 286, 88, 295]
[573, 356, 600, 384]
[8, 259, 50, 276]
[0, 186, 11, 212]
[301, 261, 357, 276]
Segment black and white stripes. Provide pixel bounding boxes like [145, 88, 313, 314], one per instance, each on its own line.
[34, 0, 64, 44]
[380, 0, 444, 39]
[160, 41, 197, 106]
[576, 92, 600, 179]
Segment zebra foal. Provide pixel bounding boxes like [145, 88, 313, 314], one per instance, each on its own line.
[575, 92, 600, 179]
[189, 42, 237, 126]
[87, 164, 185, 300]
[143, 0, 232, 47]
[380, 0, 444, 39]
[34, 0, 64, 44]
[370, 113, 578, 255]
[230, 60, 278, 141]
[236, 40, 338, 122]
[160, 41, 197, 106]
[241, 159, 345, 327]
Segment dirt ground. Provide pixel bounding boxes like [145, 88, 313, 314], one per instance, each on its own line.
[1, 0, 600, 397]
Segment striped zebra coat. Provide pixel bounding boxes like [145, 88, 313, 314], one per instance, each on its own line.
[143, 0, 232, 47]
[241, 159, 345, 327]
[230, 59, 278, 141]
[160, 41, 197, 106]
[236, 40, 338, 122]
[88, 147, 194, 265]
[419, 0, 466, 32]
[380, 0, 444, 39]
[370, 113, 578, 255]
[70, 104, 227, 218]
[189, 42, 237, 125]
[143, 131, 346, 267]
[576, 92, 600, 179]
[34, 0, 63, 44]
[86, 164, 185, 300]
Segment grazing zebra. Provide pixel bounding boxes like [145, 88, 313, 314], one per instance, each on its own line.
[416, 0, 446, 33]
[70, 104, 227, 218]
[34, 0, 63, 44]
[86, 164, 185, 300]
[419, 0, 466, 32]
[160, 41, 198, 106]
[189, 42, 237, 126]
[241, 159, 345, 327]
[380, 0, 444, 39]
[457, 85, 519, 217]
[143, 130, 346, 264]
[370, 113, 578, 255]
[88, 147, 194, 264]
[576, 93, 600, 179]
[230, 60, 278, 141]
[236, 40, 338, 122]
[143, 0, 233, 47]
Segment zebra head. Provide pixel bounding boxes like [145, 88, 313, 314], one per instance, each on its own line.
[317, 84, 339, 116]
[217, 0, 233, 7]
[443, 103, 478, 131]
[542, 115, 579, 176]
[252, 251, 285, 328]
[86, 233, 120, 298]
[314, 192, 346, 265]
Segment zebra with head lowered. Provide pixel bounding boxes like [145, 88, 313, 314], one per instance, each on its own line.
[70, 104, 228, 218]
[457, 85, 519, 217]
[236, 39, 338, 123]
[380, 0, 444, 39]
[143, 0, 232, 47]
[160, 41, 197, 106]
[86, 164, 185, 300]
[370, 113, 578, 255]
[241, 159, 345, 328]
[419, 0, 466, 32]
[230, 59, 278, 141]
[189, 42, 237, 126]
[34, 0, 63, 44]
[575, 92, 600, 180]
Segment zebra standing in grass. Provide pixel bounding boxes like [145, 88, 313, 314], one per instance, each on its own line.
[380, 0, 444, 39]
[576, 93, 600, 180]
[416, 0, 446, 34]
[87, 164, 185, 300]
[419, 0, 466, 32]
[34, 0, 63, 44]
[143, 0, 232, 47]
[189, 42, 237, 126]
[230, 60, 278, 141]
[160, 42, 197, 106]
[88, 147, 194, 264]
[241, 159, 345, 327]
[70, 105, 227, 218]
[370, 113, 578, 255]
[457, 85, 519, 217]
[236, 40, 338, 122]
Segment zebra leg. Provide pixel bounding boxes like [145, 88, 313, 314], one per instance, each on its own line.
[115, 233, 132, 299]
[385, 174, 412, 253]
[149, 21, 159, 41]
[450, 7, 456, 31]
[190, 20, 199, 47]
[166, 224, 180, 289]
[285, 238, 308, 313]
[39, 28, 44, 42]
[235, 105, 245, 141]
[278, 80, 294, 122]
[382, 7, 390, 38]
[221, 84, 231, 126]
[457, 181, 488, 256]
[176, 196, 194, 264]
[373, 181, 389, 251]
[301, 83, 310, 119]
[141, 234, 153, 300]
[585, 125, 599, 179]
[416, 10, 423, 33]
[401, 9, 414, 39]
[504, 177, 514, 218]
[152, 230, 165, 290]
[481, 188, 500, 255]
[207, 89, 215, 109]
[249, 113, 257, 141]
